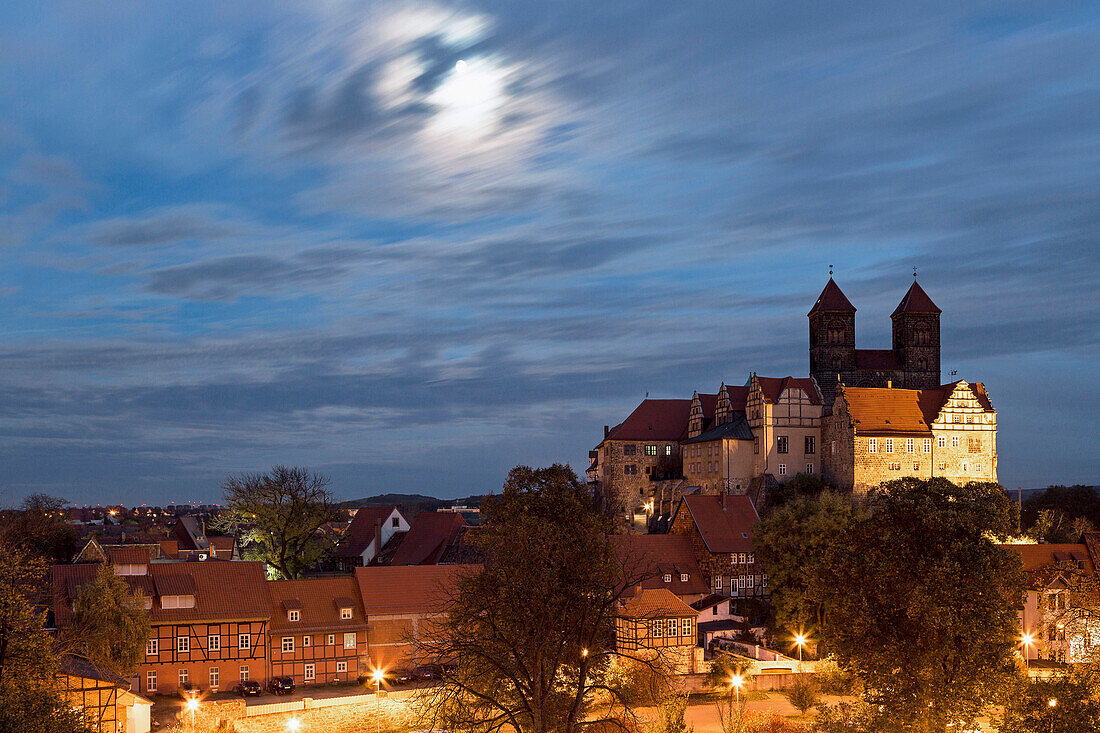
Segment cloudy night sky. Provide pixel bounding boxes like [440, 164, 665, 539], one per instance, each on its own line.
[0, 1, 1097, 506]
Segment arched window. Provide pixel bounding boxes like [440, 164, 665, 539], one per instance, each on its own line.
[918, 356, 927, 370]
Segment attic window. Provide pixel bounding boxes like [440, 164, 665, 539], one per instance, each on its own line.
[680, 573, 689, 583]
[663, 574, 672, 583]
[340, 607, 353, 620]
[741, 532, 748, 538]
[288, 609, 300, 622]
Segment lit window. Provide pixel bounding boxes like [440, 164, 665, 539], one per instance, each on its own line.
[147, 671, 157, 693]
[651, 620, 663, 638]
[938, 436, 946, 448]
[680, 573, 689, 582]
[304, 663, 315, 682]
[646, 444, 657, 456]
[665, 445, 672, 456]
[714, 576, 722, 590]
[868, 438, 877, 453]
[747, 553, 754, 564]
[923, 438, 932, 453]
[806, 463, 813, 474]
[208, 634, 220, 651]
[303, 635, 311, 647]
[282, 637, 294, 654]
[778, 464, 786, 476]
[663, 573, 672, 583]
[328, 634, 335, 646]
[906, 438, 914, 453]
[209, 667, 219, 689]
[682, 619, 693, 637]
[177, 636, 189, 654]
[288, 609, 300, 622]
[179, 669, 188, 686]
[340, 607, 353, 620]
[337, 661, 348, 673]
[884, 438, 894, 454]
[146, 638, 158, 656]
[667, 618, 678, 637]
[344, 632, 356, 649]
[238, 634, 250, 650]
[239, 666, 249, 682]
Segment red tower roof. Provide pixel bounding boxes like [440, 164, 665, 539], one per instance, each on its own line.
[808, 278, 856, 315]
[892, 281, 941, 316]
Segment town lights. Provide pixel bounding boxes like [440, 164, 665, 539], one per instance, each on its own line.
[582, 648, 589, 657]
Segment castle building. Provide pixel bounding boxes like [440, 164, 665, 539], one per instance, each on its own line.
[590, 277, 999, 513]
[821, 380, 998, 492]
[809, 278, 941, 409]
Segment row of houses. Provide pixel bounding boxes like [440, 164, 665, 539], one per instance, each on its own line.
[51, 557, 471, 698]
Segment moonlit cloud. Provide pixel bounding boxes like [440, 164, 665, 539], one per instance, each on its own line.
[0, 1, 1097, 504]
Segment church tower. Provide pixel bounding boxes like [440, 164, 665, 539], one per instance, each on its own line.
[808, 278, 856, 410]
[891, 280, 941, 389]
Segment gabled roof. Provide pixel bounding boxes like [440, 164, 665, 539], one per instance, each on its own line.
[52, 561, 270, 627]
[1006, 544, 1093, 573]
[755, 376, 822, 405]
[105, 546, 154, 565]
[603, 399, 693, 443]
[842, 386, 937, 434]
[682, 413, 753, 443]
[722, 385, 750, 410]
[337, 506, 402, 559]
[892, 281, 941, 316]
[808, 278, 856, 315]
[354, 564, 476, 616]
[267, 576, 367, 632]
[208, 536, 235, 557]
[389, 512, 466, 566]
[690, 594, 731, 612]
[620, 588, 697, 619]
[674, 494, 758, 554]
[609, 534, 709, 597]
[854, 349, 902, 371]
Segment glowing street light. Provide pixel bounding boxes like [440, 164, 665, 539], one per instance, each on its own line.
[185, 698, 198, 733]
[1021, 632, 1035, 671]
[793, 633, 808, 671]
[582, 648, 589, 658]
[730, 673, 744, 706]
[371, 668, 385, 733]
[287, 717, 301, 732]
[1048, 698, 1057, 733]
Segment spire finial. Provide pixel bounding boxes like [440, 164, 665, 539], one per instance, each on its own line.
[913, 266, 918, 279]
[829, 264, 833, 276]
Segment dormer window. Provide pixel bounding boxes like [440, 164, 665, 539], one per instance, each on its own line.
[663, 574, 672, 583]
[340, 607, 353, 620]
[288, 609, 300, 622]
[680, 573, 689, 583]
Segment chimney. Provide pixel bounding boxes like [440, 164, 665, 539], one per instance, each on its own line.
[374, 518, 383, 558]
[604, 425, 610, 438]
[887, 380, 892, 388]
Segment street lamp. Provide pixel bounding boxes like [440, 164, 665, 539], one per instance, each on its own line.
[582, 648, 589, 658]
[1048, 698, 1057, 733]
[730, 673, 744, 707]
[185, 698, 198, 733]
[793, 633, 808, 672]
[287, 717, 301, 732]
[1021, 632, 1034, 672]
[371, 668, 385, 733]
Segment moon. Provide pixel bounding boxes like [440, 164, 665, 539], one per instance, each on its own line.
[455, 59, 468, 73]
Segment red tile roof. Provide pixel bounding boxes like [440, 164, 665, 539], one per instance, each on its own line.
[724, 385, 749, 410]
[105, 546, 152, 565]
[755, 376, 821, 405]
[808, 278, 856, 315]
[604, 399, 693, 443]
[854, 349, 902, 370]
[1005, 544, 1094, 574]
[620, 588, 697, 619]
[52, 561, 271, 627]
[389, 512, 466, 566]
[338, 506, 401, 559]
[208, 536, 235, 556]
[892, 281, 941, 316]
[354, 565, 477, 616]
[675, 494, 758, 554]
[609, 534, 709, 597]
[842, 382, 994, 434]
[267, 576, 367, 632]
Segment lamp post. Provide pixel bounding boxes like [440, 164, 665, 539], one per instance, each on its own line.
[371, 668, 384, 733]
[185, 697, 198, 733]
[1021, 632, 1034, 673]
[794, 633, 807, 673]
[730, 673, 744, 708]
[1048, 697, 1057, 733]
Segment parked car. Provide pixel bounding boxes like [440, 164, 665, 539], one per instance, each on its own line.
[267, 676, 295, 695]
[234, 680, 262, 697]
[176, 682, 198, 700]
[413, 664, 442, 682]
[391, 668, 416, 686]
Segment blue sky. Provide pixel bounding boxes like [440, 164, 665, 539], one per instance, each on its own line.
[1, 1, 1097, 506]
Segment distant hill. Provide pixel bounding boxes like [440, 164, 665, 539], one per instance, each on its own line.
[340, 493, 492, 511]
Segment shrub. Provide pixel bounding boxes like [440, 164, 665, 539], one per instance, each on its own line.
[782, 675, 819, 716]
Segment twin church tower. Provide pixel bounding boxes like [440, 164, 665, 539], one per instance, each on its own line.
[809, 277, 942, 409]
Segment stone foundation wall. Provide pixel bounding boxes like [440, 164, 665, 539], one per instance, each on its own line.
[183, 690, 424, 733]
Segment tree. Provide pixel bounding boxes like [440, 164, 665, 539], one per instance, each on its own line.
[758, 478, 1026, 733]
[221, 465, 339, 579]
[1022, 485, 1100, 538]
[754, 491, 867, 647]
[68, 564, 150, 677]
[997, 672, 1100, 733]
[0, 494, 78, 564]
[649, 693, 693, 733]
[763, 472, 837, 513]
[415, 464, 676, 733]
[782, 675, 819, 717]
[0, 542, 91, 733]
